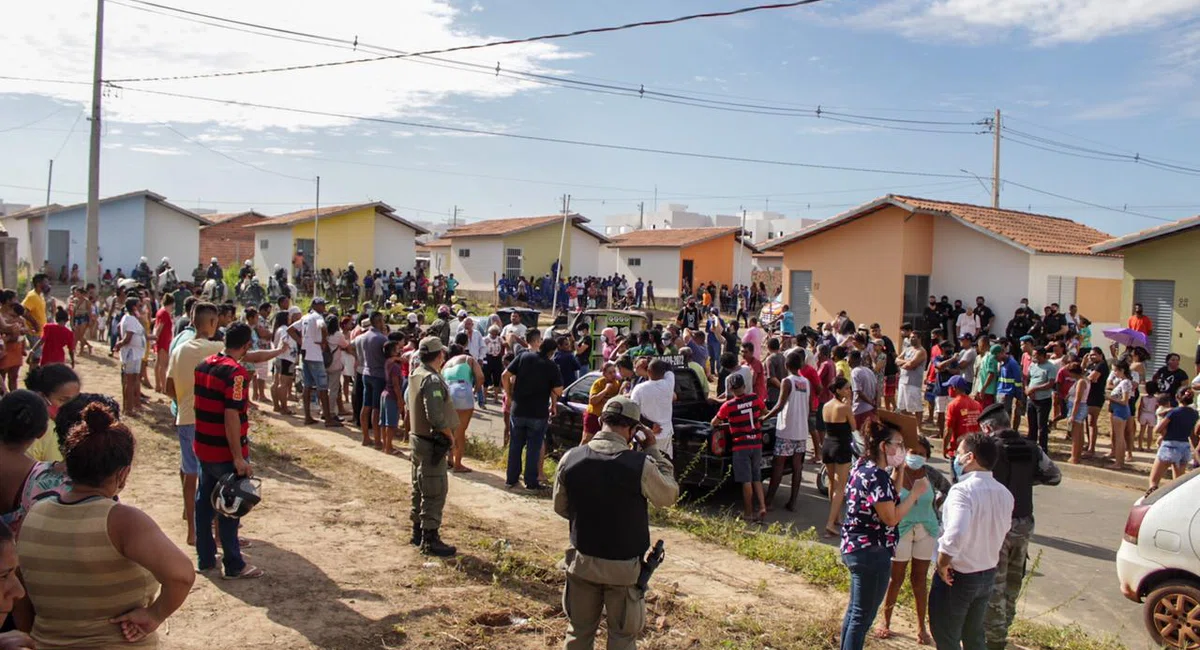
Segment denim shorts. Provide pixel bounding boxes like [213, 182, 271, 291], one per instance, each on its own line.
[732, 446, 763, 483]
[1110, 402, 1131, 421]
[1066, 400, 1087, 424]
[1158, 440, 1193, 465]
[363, 375, 385, 409]
[380, 397, 400, 428]
[302, 360, 328, 390]
[449, 381, 475, 410]
[176, 424, 200, 475]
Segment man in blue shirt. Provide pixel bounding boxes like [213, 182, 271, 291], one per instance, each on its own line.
[780, 304, 795, 337]
[705, 307, 725, 375]
[635, 278, 644, 308]
[996, 346, 1024, 423]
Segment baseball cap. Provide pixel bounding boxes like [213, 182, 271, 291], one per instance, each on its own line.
[438, 305, 450, 315]
[407, 313, 419, 323]
[942, 375, 970, 393]
[661, 331, 674, 342]
[288, 306, 302, 316]
[311, 297, 326, 306]
[418, 336, 444, 354]
[602, 396, 641, 422]
[989, 344, 1003, 354]
[457, 309, 468, 318]
[727, 372, 747, 391]
[959, 332, 974, 342]
[1019, 335, 1034, 343]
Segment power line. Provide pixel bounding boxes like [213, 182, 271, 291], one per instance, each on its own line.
[107, 84, 973, 180]
[51, 111, 84, 159]
[156, 122, 313, 182]
[0, 106, 69, 134]
[107, 0, 986, 130]
[1000, 180, 1174, 222]
[1001, 125, 1200, 177]
[110, 0, 830, 83]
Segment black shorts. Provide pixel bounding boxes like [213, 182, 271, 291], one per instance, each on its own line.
[483, 355, 503, 387]
[275, 359, 295, 377]
[821, 431, 853, 465]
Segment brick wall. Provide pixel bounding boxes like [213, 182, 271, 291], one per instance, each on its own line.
[200, 213, 263, 269]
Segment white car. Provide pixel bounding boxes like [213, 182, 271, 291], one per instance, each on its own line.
[1117, 469, 1200, 649]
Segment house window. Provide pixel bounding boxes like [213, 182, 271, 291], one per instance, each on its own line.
[505, 248, 522, 279]
[628, 258, 641, 267]
[259, 239, 269, 250]
[1046, 275, 1076, 307]
[457, 248, 470, 258]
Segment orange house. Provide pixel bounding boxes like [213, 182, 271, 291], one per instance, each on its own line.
[761, 195, 1123, 341]
[607, 227, 756, 300]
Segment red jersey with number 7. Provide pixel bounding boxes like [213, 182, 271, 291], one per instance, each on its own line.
[716, 394, 767, 452]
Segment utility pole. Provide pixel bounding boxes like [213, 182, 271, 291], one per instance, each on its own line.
[451, 205, 460, 228]
[84, 0, 104, 285]
[638, 202, 644, 230]
[992, 108, 1001, 208]
[313, 175, 320, 275]
[549, 194, 570, 319]
[734, 207, 747, 288]
[31, 160, 53, 270]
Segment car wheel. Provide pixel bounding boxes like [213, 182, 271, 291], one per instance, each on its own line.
[1145, 581, 1200, 650]
[815, 465, 829, 497]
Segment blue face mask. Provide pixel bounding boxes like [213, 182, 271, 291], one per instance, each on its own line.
[952, 456, 964, 477]
[905, 454, 926, 470]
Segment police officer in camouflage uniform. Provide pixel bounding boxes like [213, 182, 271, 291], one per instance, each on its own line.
[977, 402, 1061, 650]
[553, 396, 679, 650]
[406, 336, 458, 557]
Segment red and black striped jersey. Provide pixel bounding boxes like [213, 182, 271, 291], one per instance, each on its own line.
[194, 352, 250, 463]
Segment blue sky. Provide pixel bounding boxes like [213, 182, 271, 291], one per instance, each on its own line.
[3, 0, 1200, 236]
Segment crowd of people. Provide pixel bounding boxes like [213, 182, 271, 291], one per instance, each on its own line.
[4, 256, 1200, 650]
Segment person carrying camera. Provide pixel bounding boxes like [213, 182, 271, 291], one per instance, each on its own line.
[553, 396, 679, 650]
[406, 336, 458, 557]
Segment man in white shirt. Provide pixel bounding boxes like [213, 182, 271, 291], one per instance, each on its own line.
[501, 312, 528, 356]
[460, 317, 484, 360]
[956, 309, 981, 341]
[289, 297, 341, 427]
[629, 359, 676, 458]
[930, 433, 1014, 650]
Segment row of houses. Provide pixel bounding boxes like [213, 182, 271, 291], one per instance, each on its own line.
[758, 194, 1199, 373]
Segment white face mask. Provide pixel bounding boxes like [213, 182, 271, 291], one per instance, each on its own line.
[886, 446, 906, 468]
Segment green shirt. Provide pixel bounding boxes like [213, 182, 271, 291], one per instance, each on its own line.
[1028, 361, 1055, 401]
[978, 353, 999, 395]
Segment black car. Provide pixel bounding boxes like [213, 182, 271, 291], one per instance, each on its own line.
[546, 368, 777, 488]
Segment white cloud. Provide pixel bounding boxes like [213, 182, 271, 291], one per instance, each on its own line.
[846, 0, 1200, 44]
[195, 133, 244, 143]
[365, 147, 392, 155]
[0, 0, 578, 129]
[469, 2, 484, 12]
[262, 147, 318, 155]
[129, 145, 188, 156]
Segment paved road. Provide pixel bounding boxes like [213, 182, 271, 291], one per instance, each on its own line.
[465, 406, 1149, 648]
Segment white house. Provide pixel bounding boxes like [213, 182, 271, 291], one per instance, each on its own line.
[8, 190, 208, 279]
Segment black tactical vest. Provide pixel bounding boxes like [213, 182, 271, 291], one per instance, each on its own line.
[992, 429, 1037, 519]
[560, 446, 650, 561]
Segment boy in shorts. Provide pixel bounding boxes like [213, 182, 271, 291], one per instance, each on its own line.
[712, 373, 767, 522]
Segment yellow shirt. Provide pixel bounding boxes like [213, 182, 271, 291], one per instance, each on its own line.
[26, 434, 63, 462]
[836, 359, 852, 381]
[166, 338, 224, 426]
[22, 290, 46, 335]
[587, 377, 619, 416]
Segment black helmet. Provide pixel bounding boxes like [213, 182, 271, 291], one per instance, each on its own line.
[212, 473, 262, 518]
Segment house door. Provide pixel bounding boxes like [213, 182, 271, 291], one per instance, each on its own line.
[681, 259, 694, 294]
[47, 230, 69, 277]
[788, 270, 812, 329]
[903, 274, 931, 334]
[295, 238, 314, 271]
[1133, 279, 1175, 375]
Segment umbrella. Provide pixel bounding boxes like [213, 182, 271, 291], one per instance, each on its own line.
[1102, 327, 1148, 349]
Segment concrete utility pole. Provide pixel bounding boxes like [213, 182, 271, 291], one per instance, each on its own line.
[451, 205, 460, 228]
[549, 194, 570, 319]
[638, 202, 644, 230]
[313, 175, 320, 274]
[734, 207, 747, 287]
[992, 108, 1001, 208]
[85, 0, 104, 285]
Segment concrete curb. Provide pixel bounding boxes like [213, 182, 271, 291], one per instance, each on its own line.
[1056, 460, 1147, 493]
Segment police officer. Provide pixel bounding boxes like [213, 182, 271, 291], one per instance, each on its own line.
[206, 257, 224, 281]
[428, 305, 452, 347]
[553, 396, 679, 650]
[406, 335, 457, 557]
[976, 402, 1061, 650]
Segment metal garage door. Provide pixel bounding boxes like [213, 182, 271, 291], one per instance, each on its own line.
[789, 270, 812, 329]
[1133, 279, 1174, 375]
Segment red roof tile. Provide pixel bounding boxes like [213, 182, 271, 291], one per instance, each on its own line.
[608, 227, 746, 249]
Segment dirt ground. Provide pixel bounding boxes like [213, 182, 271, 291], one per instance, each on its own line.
[75, 352, 931, 650]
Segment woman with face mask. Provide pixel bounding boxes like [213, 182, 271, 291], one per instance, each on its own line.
[838, 421, 929, 650]
[874, 437, 952, 644]
[18, 403, 194, 648]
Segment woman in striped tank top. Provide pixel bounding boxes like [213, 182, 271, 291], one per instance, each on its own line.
[18, 404, 194, 649]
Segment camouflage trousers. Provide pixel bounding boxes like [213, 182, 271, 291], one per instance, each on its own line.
[985, 515, 1035, 650]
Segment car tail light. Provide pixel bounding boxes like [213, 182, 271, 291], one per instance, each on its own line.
[1124, 504, 1150, 544]
[711, 427, 727, 455]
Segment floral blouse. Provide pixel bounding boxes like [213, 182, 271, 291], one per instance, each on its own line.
[840, 458, 899, 555]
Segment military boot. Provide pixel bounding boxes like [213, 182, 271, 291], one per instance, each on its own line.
[420, 529, 457, 557]
[409, 523, 423, 546]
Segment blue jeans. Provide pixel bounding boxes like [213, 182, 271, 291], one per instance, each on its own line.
[476, 384, 486, 408]
[841, 546, 894, 650]
[507, 416, 548, 488]
[195, 460, 245, 576]
[930, 567, 996, 650]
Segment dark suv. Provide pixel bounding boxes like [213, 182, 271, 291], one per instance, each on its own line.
[546, 368, 777, 488]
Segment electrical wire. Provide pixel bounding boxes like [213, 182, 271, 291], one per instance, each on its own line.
[106, 0, 986, 131]
[0, 106, 68, 134]
[156, 122, 314, 182]
[51, 111, 84, 159]
[999, 180, 1174, 222]
[108, 84, 974, 179]
[109, 0, 833, 83]
[1001, 126, 1200, 177]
